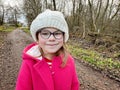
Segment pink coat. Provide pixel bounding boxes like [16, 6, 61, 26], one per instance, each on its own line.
[15, 43, 80, 90]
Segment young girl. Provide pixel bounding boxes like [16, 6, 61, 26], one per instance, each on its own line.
[16, 9, 80, 90]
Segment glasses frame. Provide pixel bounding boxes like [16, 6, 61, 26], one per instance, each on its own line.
[39, 29, 64, 39]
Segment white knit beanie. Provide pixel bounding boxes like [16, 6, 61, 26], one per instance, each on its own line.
[30, 9, 69, 42]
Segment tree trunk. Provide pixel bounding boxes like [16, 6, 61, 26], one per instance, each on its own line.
[52, 0, 56, 10]
[0, 5, 4, 25]
[88, 0, 98, 32]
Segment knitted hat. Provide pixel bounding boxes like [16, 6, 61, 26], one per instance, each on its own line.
[30, 9, 69, 42]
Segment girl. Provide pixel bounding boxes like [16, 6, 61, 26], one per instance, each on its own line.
[16, 9, 80, 90]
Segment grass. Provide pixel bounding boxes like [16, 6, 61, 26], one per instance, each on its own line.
[0, 25, 30, 34]
[67, 43, 120, 73]
[0, 25, 16, 32]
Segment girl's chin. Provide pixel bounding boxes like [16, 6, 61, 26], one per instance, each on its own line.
[45, 51, 57, 54]
[43, 47, 62, 54]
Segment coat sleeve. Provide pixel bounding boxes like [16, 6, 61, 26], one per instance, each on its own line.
[71, 59, 80, 90]
[15, 61, 33, 90]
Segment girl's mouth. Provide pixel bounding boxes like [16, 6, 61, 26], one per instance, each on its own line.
[47, 44, 58, 46]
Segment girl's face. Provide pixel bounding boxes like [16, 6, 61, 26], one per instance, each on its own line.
[37, 27, 64, 58]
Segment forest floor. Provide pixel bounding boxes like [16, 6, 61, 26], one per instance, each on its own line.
[0, 29, 120, 90]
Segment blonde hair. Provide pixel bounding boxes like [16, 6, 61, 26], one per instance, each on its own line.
[59, 44, 69, 67]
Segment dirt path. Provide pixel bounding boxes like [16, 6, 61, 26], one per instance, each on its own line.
[0, 29, 120, 90]
[0, 29, 33, 90]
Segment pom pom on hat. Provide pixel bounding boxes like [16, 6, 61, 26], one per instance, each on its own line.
[30, 9, 69, 42]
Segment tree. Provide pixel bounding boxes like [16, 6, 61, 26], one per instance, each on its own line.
[0, 5, 4, 25]
[23, 0, 42, 26]
[102, 1, 120, 31]
[52, 0, 56, 10]
[5, 5, 22, 27]
[66, 0, 120, 40]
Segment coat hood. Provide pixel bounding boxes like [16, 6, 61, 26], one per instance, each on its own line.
[22, 43, 42, 61]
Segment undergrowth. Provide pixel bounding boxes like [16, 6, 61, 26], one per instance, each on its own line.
[67, 42, 120, 81]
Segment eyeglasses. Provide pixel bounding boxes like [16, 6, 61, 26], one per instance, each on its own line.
[39, 30, 64, 39]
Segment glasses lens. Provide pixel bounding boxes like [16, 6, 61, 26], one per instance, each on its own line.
[40, 30, 64, 39]
[54, 31, 63, 39]
[40, 30, 50, 39]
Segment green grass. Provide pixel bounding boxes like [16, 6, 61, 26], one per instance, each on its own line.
[0, 25, 31, 34]
[0, 25, 16, 32]
[67, 43, 120, 71]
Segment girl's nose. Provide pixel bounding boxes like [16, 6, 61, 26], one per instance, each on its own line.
[48, 34, 55, 40]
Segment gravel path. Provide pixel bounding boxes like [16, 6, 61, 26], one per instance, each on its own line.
[0, 29, 120, 90]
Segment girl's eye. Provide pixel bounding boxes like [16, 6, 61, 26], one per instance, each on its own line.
[54, 31, 62, 35]
[42, 32, 49, 35]
[55, 32, 62, 35]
